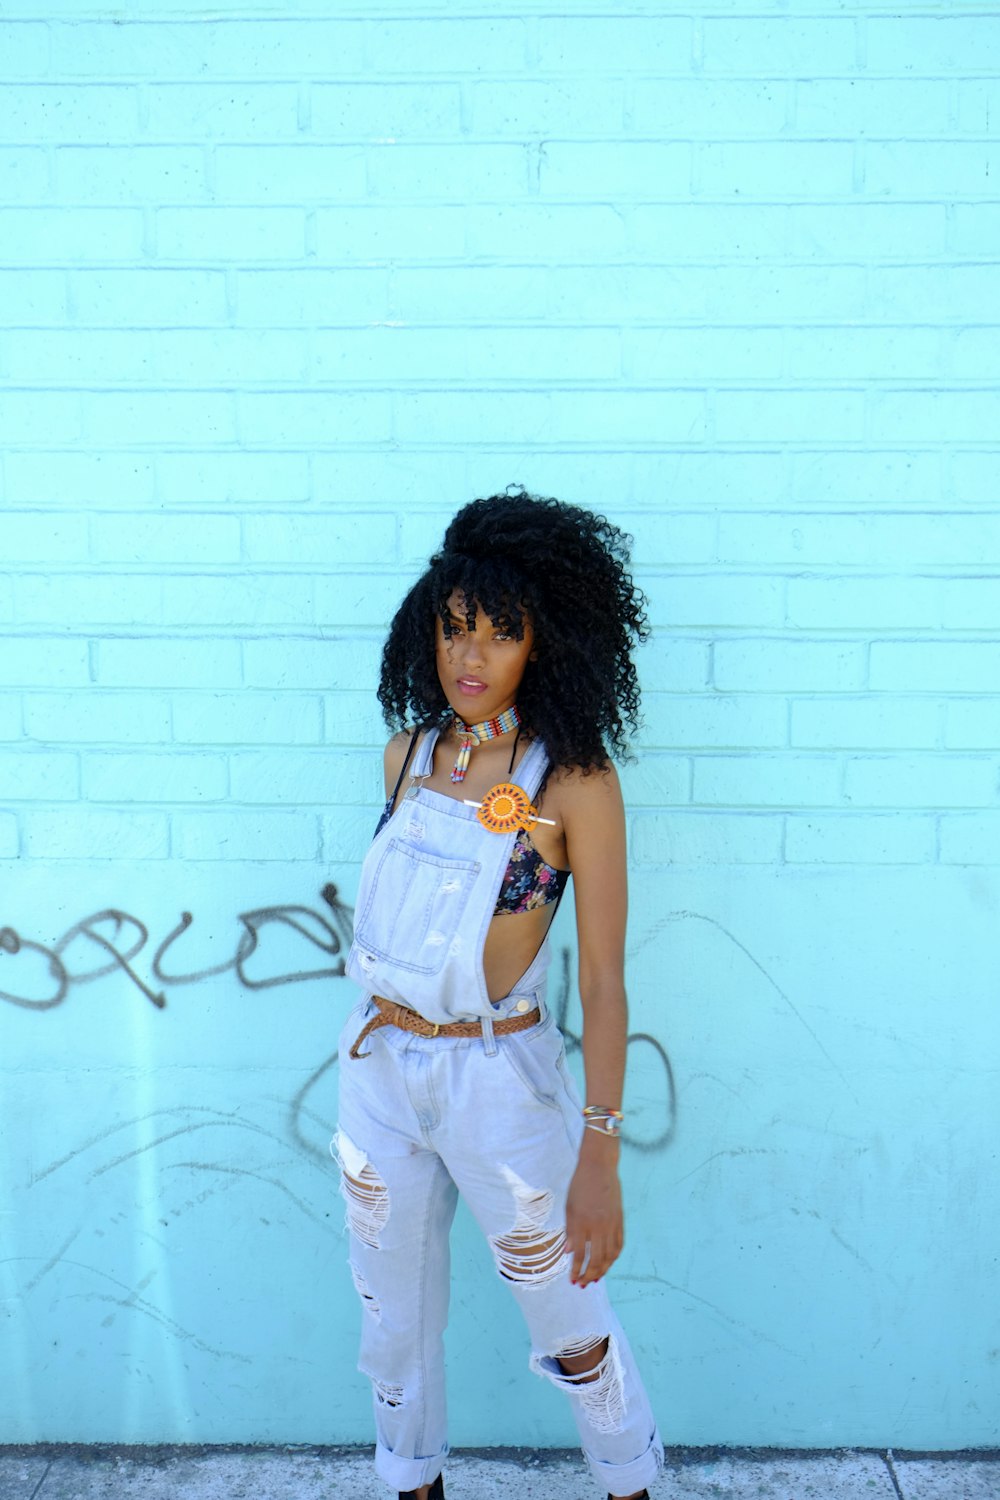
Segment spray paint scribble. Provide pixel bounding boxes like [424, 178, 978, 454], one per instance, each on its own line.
[0, 884, 354, 1011]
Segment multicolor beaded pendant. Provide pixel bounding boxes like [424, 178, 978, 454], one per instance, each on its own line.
[450, 705, 522, 784]
[475, 781, 539, 834]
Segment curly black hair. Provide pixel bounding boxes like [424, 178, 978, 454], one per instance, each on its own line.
[377, 490, 649, 771]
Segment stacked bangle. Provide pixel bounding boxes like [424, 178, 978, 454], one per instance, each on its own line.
[582, 1105, 624, 1138]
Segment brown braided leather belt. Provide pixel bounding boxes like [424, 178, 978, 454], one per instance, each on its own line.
[348, 994, 541, 1059]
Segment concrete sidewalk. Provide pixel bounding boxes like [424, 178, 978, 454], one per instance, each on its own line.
[2, 1447, 999, 1500]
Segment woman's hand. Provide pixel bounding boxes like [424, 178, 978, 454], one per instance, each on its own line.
[564, 1146, 624, 1287]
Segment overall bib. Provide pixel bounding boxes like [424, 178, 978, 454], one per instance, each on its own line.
[336, 730, 663, 1495]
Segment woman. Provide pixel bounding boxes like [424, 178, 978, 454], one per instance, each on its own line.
[335, 491, 663, 1499]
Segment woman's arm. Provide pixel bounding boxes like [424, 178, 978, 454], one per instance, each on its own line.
[557, 760, 629, 1288]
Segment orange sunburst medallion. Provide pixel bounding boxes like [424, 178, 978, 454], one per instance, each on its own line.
[476, 781, 538, 834]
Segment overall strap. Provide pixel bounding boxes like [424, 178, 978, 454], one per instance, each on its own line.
[411, 725, 440, 779]
[513, 736, 551, 801]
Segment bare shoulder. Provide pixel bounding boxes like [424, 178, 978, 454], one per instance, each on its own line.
[541, 760, 625, 871]
[547, 759, 627, 899]
[546, 758, 624, 817]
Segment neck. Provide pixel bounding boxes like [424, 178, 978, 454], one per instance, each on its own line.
[455, 705, 520, 734]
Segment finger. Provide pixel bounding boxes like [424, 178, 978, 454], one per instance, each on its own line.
[565, 1226, 588, 1285]
[576, 1235, 608, 1287]
[595, 1232, 619, 1280]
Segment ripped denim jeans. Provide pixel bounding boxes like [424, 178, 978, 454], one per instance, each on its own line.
[334, 996, 664, 1496]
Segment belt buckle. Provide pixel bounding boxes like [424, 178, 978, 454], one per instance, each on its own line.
[431, 1022, 440, 1037]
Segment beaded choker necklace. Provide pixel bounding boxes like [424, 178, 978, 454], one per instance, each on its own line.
[450, 705, 521, 784]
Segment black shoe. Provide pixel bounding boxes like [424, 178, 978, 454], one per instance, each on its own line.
[399, 1475, 444, 1500]
[607, 1493, 649, 1499]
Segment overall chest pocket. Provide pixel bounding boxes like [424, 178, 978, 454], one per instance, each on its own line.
[354, 838, 481, 976]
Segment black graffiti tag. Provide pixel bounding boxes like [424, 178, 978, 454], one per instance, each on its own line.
[2, 887, 676, 1153]
[0, 884, 355, 1011]
[0, 924, 68, 1011]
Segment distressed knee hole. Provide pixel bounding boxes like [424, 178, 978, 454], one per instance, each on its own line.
[335, 1130, 389, 1250]
[349, 1260, 381, 1322]
[531, 1333, 627, 1435]
[555, 1334, 610, 1376]
[372, 1377, 404, 1408]
[488, 1165, 569, 1287]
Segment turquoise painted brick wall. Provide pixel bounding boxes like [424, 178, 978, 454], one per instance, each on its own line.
[2, 0, 999, 1452]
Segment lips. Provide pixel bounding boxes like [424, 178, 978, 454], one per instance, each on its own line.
[457, 677, 488, 694]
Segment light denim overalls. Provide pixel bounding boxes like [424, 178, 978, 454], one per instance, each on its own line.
[336, 728, 663, 1496]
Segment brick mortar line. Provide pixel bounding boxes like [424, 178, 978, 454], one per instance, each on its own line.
[5, 378, 995, 390]
[6, 76, 1000, 85]
[4, 132, 996, 139]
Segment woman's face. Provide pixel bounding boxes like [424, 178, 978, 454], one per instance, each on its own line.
[435, 590, 535, 723]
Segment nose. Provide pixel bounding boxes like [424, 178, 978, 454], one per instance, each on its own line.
[458, 631, 486, 670]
